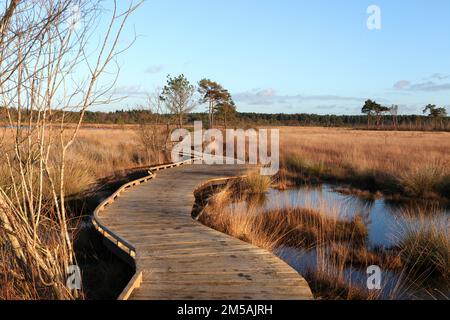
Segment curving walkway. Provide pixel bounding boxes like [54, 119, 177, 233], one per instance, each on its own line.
[96, 164, 312, 300]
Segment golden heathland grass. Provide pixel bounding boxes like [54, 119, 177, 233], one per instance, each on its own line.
[278, 127, 450, 172]
[0, 127, 148, 198]
[72, 129, 147, 177]
[2, 125, 448, 199]
[277, 127, 450, 199]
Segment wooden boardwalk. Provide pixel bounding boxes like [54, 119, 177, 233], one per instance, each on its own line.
[96, 163, 312, 300]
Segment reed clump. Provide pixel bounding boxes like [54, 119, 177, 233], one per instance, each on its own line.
[399, 221, 449, 279]
[259, 208, 368, 248]
[329, 243, 403, 270]
[400, 162, 449, 199]
[304, 269, 375, 300]
[240, 173, 272, 195]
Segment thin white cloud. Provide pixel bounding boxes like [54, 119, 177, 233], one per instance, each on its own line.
[394, 74, 450, 92]
[409, 82, 450, 92]
[393, 80, 411, 90]
[113, 85, 147, 97]
[145, 64, 165, 74]
[233, 88, 366, 106]
[429, 73, 450, 81]
[394, 81, 450, 92]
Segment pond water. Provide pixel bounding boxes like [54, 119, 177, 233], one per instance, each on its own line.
[230, 185, 449, 299]
[257, 186, 449, 248]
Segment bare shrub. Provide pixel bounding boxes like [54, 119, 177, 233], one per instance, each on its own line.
[136, 90, 174, 164]
[0, 0, 141, 299]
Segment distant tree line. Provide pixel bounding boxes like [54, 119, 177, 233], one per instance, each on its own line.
[2, 108, 448, 131]
[2, 84, 448, 131]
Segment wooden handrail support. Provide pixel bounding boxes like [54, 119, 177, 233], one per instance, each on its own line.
[91, 158, 201, 300]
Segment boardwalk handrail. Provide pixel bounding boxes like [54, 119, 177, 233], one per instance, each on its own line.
[92, 158, 200, 259]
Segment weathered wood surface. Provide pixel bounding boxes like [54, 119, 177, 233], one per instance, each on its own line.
[98, 164, 313, 300]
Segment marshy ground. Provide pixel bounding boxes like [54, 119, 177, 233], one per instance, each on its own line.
[1, 125, 449, 299]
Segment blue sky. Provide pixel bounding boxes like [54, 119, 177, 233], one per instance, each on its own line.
[98, 0, 450, 115]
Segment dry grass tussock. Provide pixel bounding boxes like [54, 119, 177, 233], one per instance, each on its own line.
[241, 173, 272, 195]
[396, 214, 449, 280]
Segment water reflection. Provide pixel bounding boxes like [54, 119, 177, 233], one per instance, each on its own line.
[233, 185, 449, 248]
